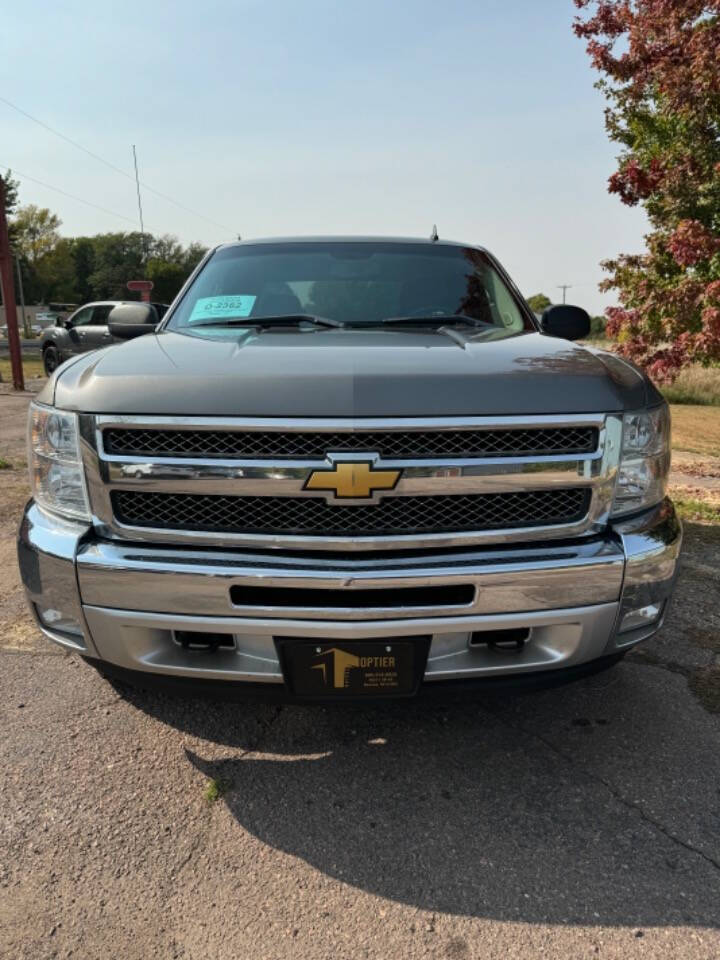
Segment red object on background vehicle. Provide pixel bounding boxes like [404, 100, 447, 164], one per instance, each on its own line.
[127, 280, 154, 303]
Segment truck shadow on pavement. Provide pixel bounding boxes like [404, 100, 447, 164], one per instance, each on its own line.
[117, 655, 720, 930]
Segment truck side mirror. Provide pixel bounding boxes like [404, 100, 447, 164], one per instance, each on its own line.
[540, 304, 591, 341]
[108, 303, 159, 340]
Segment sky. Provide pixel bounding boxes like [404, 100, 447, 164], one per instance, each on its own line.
[1, 0, 647, 314]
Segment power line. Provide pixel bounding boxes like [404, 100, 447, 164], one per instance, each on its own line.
[557, 284, 573, 304]
[0, 161, 159, 230]
[0, 94, 235, 235]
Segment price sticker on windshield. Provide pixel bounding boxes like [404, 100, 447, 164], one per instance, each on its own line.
[188, 295, 257, 323]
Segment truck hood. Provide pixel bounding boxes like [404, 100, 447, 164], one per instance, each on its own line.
[43, 327, 659, 416]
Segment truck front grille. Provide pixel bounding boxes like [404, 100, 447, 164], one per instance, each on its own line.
[112, 488, 591, 537]
[103, 425, 598, 460]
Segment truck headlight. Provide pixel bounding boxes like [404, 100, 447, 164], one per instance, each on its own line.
[611, 404, 671, 518]
[28, 403, 91, 521]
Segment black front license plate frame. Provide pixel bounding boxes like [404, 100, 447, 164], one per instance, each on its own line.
[275, 636, 431, 700]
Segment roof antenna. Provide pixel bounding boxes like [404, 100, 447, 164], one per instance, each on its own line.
[430, 224, 439, 242]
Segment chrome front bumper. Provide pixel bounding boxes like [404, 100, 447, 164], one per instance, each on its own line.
[17, 499, 682, 690]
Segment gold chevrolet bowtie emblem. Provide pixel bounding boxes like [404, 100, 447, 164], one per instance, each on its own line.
[305, 461, 401, 500]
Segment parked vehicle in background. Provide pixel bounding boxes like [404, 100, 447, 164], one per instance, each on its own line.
[0, 322, 43, 338]
[38, 300, 169, 375]
[35, 311, 64, 329]
[0, 308, 76, 340]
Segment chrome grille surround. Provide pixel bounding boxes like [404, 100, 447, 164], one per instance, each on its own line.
[79, 414, 622, 552]
[103, 424, 599, 460]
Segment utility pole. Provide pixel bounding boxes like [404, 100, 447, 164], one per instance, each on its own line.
[132, 144, 147, 261]
[15, 253, 28, 338]
[557, 284, 572, 305]
[0, 178, 24, 391]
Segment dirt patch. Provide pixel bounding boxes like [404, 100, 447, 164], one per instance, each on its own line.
[0, 396, 35, 642]
[667, 408, 720, 506]
[672, 451, 720, 479]
[0, 480, 31, 526]
[0, 388, 39, 466]
[0, 615, 49, 654]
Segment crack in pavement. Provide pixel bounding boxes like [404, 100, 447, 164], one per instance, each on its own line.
[480, 702, 720, 875]
[247, 704, 284, 756]
[224, 703, 283, 763]
[625, 650, 693, 678]
[169, 705, 286, 887]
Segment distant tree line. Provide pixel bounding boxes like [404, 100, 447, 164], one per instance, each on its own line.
[1, 170, 207, 306]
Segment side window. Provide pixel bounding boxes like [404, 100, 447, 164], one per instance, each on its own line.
[90, 305, 113, 325]
[485, 271, 526, 331]
[69, 307, 94, 327]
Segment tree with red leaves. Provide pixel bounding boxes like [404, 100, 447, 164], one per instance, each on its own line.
[574, 1, 720, 380]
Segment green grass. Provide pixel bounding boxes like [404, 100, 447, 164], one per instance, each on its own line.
[0, 458, 11, 470]
[203, 778, 226, 804]
[674, 497, 720, 524]
[670, 405, 720, 456]
[662, 365, 720, 406]
[0, 356, 45, 383]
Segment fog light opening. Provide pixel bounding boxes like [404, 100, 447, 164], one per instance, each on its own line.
[469, 627, 530, 652]
[172, 630, 235, 652]
[36, 605, 84, 639]
[619, 601, 664, 634]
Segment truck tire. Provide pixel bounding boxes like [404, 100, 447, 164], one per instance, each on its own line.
[43, 345, 60, 376]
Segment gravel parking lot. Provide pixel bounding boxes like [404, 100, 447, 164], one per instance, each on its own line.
[2, 385, 720, 959]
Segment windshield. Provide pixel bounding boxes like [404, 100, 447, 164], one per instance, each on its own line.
[166, 241, 535, 335]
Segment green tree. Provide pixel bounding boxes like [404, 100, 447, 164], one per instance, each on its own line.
[589, 315, 607, 338]
[27, 240, 78, 304]
[10, 204, 63, 308]
[181, 242, 208, 274]
[0, 171, 21, 326]
[69, 237, 96, 303]
[146, 258, 187, 302]
[3, 207, 209, 307]
[1, 169, 19, 219]
[145, 238, 208, 301]
[150, 234, 184, 262]
[526, 293, 551, 314]
[12, 205, 61, 264]
[87, 232, 147, 299]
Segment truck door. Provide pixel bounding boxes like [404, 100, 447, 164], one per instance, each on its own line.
[83, 304, 115, 350]
[65, 305, 96, 355]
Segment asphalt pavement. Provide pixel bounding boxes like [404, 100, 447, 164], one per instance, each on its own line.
[1, 387, 720, 959]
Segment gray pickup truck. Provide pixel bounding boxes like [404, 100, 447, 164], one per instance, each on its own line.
[17, 237, 681, 700]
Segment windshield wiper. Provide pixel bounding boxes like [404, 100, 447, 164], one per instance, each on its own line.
[188, 314, 345, 329]
[376, 314, 495, 329]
